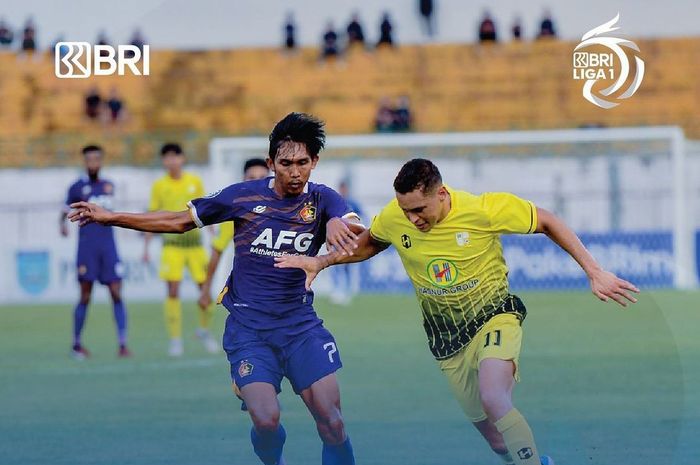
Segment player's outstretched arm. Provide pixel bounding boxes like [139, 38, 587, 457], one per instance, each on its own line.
[535, 207, 640, 307]
[68, 201, 196, 233]
[275, 229, 388, 290]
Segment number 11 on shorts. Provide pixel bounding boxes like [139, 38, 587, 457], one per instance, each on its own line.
[323, 342, 337, 362]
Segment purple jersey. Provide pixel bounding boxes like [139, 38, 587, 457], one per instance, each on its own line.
[65, 177, 116, 245]
[188, 178, 352, 330]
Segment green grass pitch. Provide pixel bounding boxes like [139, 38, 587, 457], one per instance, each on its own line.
[0, 291, 697, 465]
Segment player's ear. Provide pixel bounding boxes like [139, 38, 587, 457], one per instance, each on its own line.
[437, 185, 448, 201]
[266, 157, 274, 172]
[310, 156, 319, 169]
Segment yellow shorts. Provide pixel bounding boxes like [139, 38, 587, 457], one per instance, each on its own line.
[437, 313, 523, 423]
[159, 246, 208, 284]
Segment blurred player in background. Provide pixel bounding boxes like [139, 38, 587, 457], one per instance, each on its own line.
[198, 158, 270, 310]
[70, 112, 362, 465]
[330, 179, 363, 305]
[60, 145, 130, 359]
[198, 157, 270, 413]
[144, 143, 218, 356]
[276, 158, 640, 465]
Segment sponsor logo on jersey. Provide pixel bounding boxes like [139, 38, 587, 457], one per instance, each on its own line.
[427, 258, 459, 287]
[401, 234, 412, 249]
[299, 202, 317, 223]
[251, 228, 314, 255]
[253, 205, 267, 214]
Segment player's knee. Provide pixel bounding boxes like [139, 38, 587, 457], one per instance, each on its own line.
[316, 413, 345, 444]
[479, 389, 510, 419]
[79, 295, 91, 305]
[250, 408, 280, 433]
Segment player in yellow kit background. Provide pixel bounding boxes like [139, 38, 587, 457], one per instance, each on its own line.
[198, 158, 270, 311]
[144, 143, 218, 356]
[275, 158, 639, 465]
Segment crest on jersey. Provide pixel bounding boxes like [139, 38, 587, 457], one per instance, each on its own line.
[253, 205, 267, 214]
[16, 250, 50, 296]
[455, 232, 469, 246]
[517, 448, 533, 460]
[427, 258, 459, 287]
[103, 183, 113, 194]
[299, 202, 317, 223]
[238, 360, 254, 377]
[81, 185, 92, 196]
[401, 234, 412, 249]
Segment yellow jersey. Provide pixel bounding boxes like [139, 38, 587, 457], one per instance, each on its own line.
[149, 172, 205, 247]
[369, 186, 537, 359]
[212, 222, 234, 252]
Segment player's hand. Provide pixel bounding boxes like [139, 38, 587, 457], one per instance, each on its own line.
[588, 268, 640, 307]
[68, 201, 112, 226]
[198, 284, 212, 309]
[326, 217, 359, 256]
[60, 223, 69, 237]
[274, 255, 323, 290]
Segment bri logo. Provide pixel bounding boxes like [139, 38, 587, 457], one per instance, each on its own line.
[55, 42, 150, 78]
[251, 228, 314, 253]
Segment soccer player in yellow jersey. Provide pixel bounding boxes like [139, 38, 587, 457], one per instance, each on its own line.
[198, 158, 270, 311]
[276, 158, 639, 465]
[144, 143, 218, 356]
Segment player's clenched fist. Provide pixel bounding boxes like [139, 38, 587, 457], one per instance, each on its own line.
[68, 201, 112, 226]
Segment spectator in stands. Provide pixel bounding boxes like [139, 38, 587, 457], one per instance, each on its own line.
[377, 12, 394, 48]
[537, 9, 557, 39]
[283, 12, 296, 51]
[106, 87, 125, 124]
[346, 13, 365, 48]
[375, 97, 396, 132]
[321, 21, 339, 59]
[0, 19, 13, 48]
[512, 16, 523, 40]
[130, 28, 145, 52]
[96, 30, 111, 58]
[21, 17, 36, 52]
[85, 87, 102, 121]
[478, 10, 497, 42]
[393, 95, 412, 131]
[418, 0, 435, 38]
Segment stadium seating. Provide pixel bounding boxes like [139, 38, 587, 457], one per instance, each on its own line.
[0, 37, 698, 165]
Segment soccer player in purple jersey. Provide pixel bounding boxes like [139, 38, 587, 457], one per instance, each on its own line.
[69, 113, 361, 465]
[60, 145, 130, 360]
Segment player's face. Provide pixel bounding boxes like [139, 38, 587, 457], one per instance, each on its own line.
[396, 185, 449, 232]
[269, 142, 318, 196]
[244, 165, 269, 181]
[83, 150, 102, 178]
[162, 152, 185, 175]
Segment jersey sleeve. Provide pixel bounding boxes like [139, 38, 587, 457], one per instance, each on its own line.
[368, 204, 393, 244]
[187, 184, 242, 228]
[481, 192, 537, 234]
[211, 222, 234, 252]
[148, 181, 160, 212]
[320, 186, 355, 221]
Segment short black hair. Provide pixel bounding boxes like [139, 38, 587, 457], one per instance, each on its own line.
[243, 158, 269, 174]
[268, 112, 325, 160]
[393, 158, 443, 194]
[160, 142, 183, 156]
[82, 144, 103, 156]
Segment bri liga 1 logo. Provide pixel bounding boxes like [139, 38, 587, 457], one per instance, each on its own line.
[573, 13, 645, 109]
